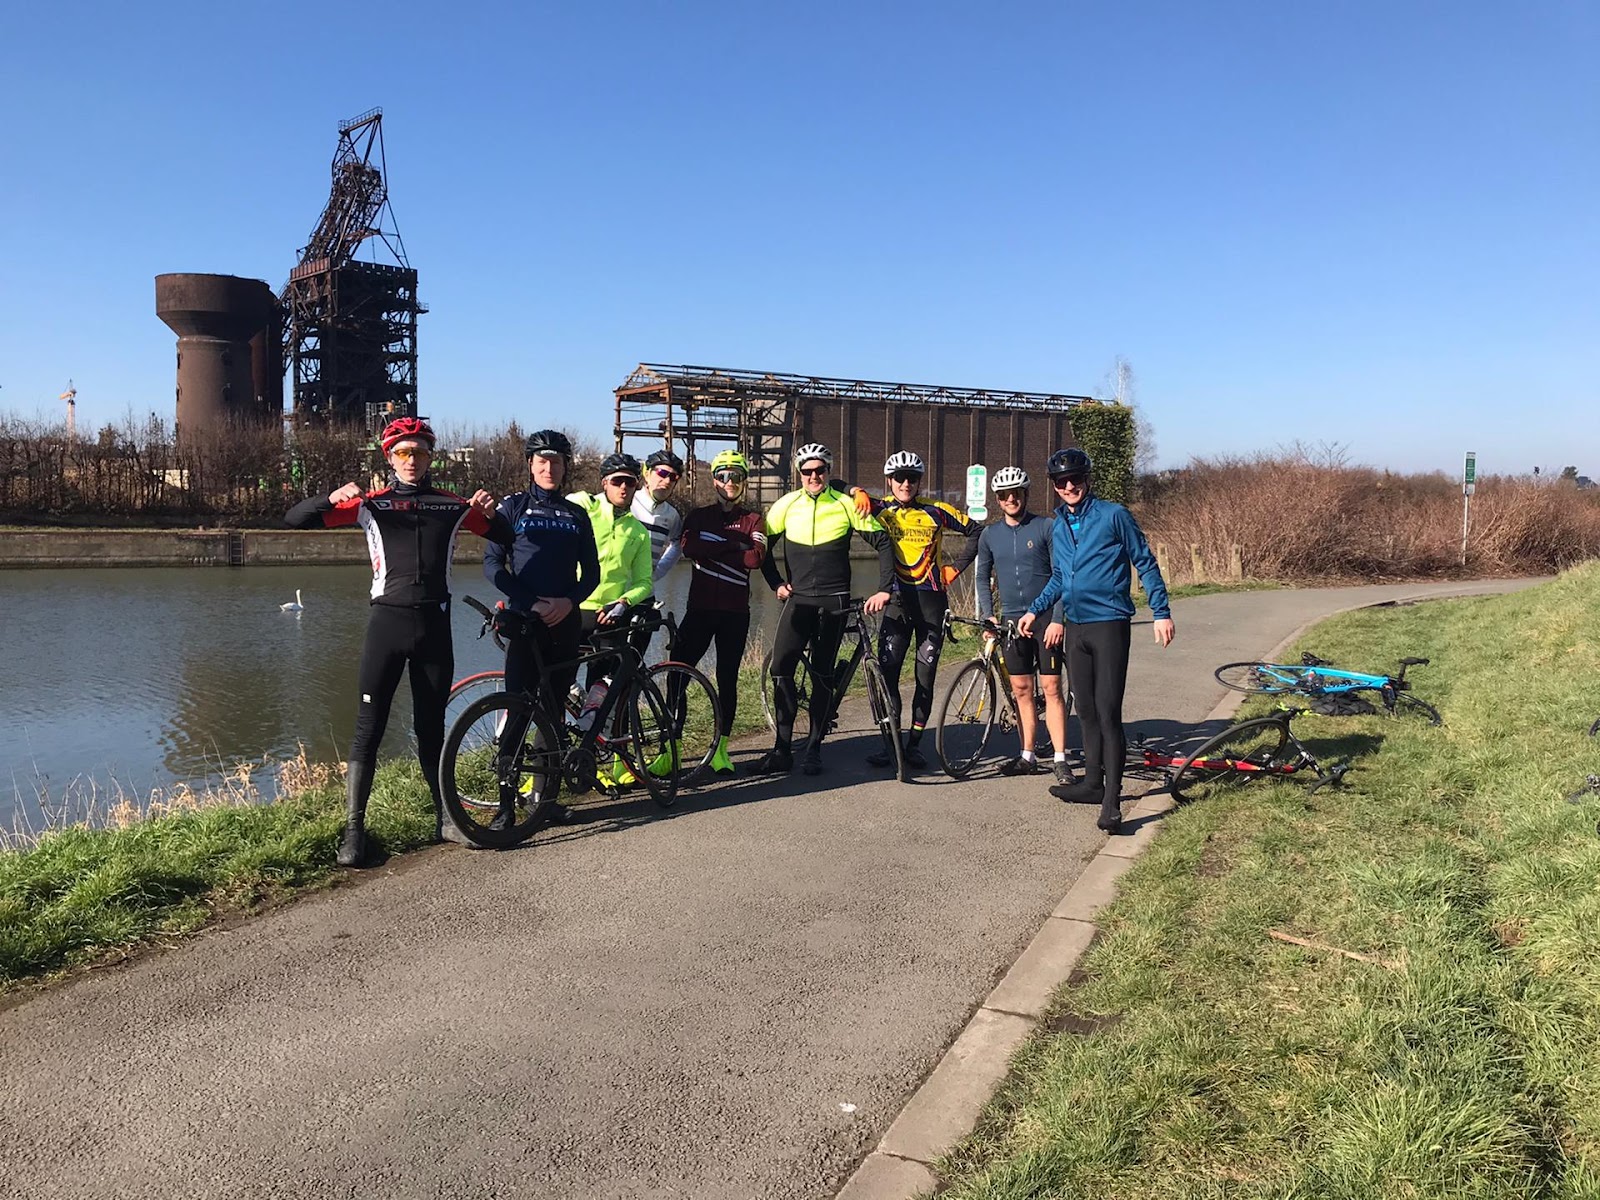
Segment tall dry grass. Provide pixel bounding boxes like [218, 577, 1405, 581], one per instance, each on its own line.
[1135, 451, 1600, 582]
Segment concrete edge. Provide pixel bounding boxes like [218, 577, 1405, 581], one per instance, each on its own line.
[831, 580, 1528, 1199]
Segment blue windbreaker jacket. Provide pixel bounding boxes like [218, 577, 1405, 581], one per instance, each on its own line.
[1025, 494, 1170, 624]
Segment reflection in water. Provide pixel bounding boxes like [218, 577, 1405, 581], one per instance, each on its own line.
[0, 559, 881, 830]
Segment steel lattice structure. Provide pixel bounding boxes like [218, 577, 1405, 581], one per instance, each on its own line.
[281, 109, 425, 431]
[615, 364, 1096, 507]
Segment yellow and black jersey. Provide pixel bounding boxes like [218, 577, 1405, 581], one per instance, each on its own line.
[864, 495, 980, 591]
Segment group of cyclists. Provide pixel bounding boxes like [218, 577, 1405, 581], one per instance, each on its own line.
[289, 415, 1175, 868]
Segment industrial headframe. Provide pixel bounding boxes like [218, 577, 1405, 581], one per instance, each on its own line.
[280, 108, 424, 431]
[615, 365, 1093, 509]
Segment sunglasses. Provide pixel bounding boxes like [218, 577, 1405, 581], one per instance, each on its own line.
[653, 467, 680, 481]
[889, 471, 923, 484]
[712, 469, 747, 484]
[1051, 473, 1088, 488]
[390, 447, 433, 461]
[797, 465, 829, 477]
[606, 475, 639, 488]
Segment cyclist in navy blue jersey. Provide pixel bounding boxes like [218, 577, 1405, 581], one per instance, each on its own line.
[484, 428, 600, 827]
[286, 417, 512, 867]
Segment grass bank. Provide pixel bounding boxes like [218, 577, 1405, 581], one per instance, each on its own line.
[936, 562, 1600, 1198]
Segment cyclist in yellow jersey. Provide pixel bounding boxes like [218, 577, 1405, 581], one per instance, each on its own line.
[848, 450, 979, 769]
[756, 442, 894, 777]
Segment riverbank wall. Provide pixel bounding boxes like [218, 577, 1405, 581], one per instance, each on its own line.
[0, 529, 484, 569]
[0, 528, 882, 568]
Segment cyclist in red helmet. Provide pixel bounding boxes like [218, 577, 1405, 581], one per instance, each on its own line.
[286, 416, 513, 867]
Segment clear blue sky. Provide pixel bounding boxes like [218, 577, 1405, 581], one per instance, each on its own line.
[2, 2, 1594, 475]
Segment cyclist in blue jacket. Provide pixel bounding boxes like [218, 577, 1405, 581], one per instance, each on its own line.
[1017, 448, 1174, 833]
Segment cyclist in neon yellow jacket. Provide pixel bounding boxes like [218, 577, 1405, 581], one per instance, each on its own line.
[568, 452, 654, 785]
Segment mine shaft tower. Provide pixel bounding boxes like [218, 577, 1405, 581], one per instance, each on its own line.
[281, 109, 424, 430]
[615, 364, 1095, 509]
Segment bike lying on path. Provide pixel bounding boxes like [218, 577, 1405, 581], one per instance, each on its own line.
[439, 597, 682, 849]
[757, 596, 904, 781]
[1213, 652, 1441, 725]
[1156, 705, 1352, 804]
[934, 613, 1055, 778]
[444, 599, 721, 787]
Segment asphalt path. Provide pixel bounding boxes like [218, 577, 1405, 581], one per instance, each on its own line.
[0, 578, 1539, 1199]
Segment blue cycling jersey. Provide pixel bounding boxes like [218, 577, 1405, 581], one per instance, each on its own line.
[975, 512, 1060, 623]
[1027, 493, 1170, 624]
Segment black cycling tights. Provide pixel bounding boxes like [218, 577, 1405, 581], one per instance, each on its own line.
[349, 603, 455, 806]
[877, 590, 948, 735]
[769, 596, 848, 750]
[674, 609, 750, 735]
[1065, 619, 1132, 798]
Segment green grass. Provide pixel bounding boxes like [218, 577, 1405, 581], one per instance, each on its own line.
[0, 760, 444, 990]
[935, 562, 1600, 1198]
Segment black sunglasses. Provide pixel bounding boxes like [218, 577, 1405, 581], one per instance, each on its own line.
[712, 469, 747, 483]
[889, 471, 923, 484]
[797, 465, 829, 477]
[606, 475, 639, 488]
[1051, 473, 1088, 487]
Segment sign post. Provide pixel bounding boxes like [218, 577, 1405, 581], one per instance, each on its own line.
[1461, 452, 1476, 566]
[966, 464, 988, 522]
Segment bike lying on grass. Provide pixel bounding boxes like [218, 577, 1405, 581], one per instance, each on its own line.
[439, 597, 682, 849]
[756, 596, 904, 781]
[1213, 652, 1441, 725]
[1155, 705, 1352, 804]
[445, 598, 721, 787]
[934, 613, 1055, 778]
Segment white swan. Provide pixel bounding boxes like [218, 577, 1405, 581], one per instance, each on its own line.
[280, 589, 304, 612]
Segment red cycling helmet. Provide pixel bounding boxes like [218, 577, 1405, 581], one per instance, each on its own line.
[379, 416, 436, 455]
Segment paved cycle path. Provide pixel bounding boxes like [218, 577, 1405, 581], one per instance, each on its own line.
[0, 579, 1538, 1199]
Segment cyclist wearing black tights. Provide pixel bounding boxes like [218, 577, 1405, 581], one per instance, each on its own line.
[484, 428, 599, 827]
[285, 417, 512, 867]
[1018, 448, 1174, 834]
[848, 450, 979, 770]
[756, 442, 894, 778]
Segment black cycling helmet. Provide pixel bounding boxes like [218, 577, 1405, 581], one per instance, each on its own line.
[1047, 447, 1093, 478]
[645, 448, 684, 474]
[599, 451, 642, 479]
[525, 429, 573, 458]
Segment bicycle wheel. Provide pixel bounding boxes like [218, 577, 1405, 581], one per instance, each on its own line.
[936, 659, 998, 778]
[759, 651, 812, 744]
[1214, 662, 1320, 694]
[1169, 717, 1293, 805]
[1391, 693, 1442, 726]
[646, 662, 719, 783]
[445, 670, 505, 735]
[441, 693, 561, 849]
[617, 674, 679, 809]
[861, 658, 905, 782]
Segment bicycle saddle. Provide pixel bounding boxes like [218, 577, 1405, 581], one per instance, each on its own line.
[1399, 657, 1430, 667]
[1300, 652, 1332, 667]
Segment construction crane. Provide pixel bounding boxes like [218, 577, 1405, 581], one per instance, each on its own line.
[59, 380, 77, 441]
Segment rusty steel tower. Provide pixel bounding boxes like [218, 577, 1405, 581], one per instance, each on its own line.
[281, 109, 423, 430]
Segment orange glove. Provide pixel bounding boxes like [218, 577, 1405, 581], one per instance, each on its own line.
[852, 488, 873, 518]
[940, 564, 961, 587]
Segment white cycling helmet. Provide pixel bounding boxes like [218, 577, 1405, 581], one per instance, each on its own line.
[793, 442, 833, 471]
[991, 465, 1030, 492]
[884, 450, 925, 476]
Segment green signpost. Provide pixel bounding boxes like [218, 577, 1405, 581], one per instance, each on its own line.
[1461, 451, 1476, 565]
[966, 464, 988, 521]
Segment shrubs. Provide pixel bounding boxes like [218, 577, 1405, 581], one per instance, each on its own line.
[1135, 451, 1600, 581]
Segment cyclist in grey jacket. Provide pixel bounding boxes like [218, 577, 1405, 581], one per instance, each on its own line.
[1018, 448, 1174, 833]
[973, 465, 1073, 782]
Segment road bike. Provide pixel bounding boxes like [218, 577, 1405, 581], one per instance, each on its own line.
[438, 597, 682, 849]
[1213, 652, 1441, 725]
[757, 596, 903, 780]
[933, 613, 1056, 778]
[444, 599, 720, 786]
[1160, 705, 1351, 803]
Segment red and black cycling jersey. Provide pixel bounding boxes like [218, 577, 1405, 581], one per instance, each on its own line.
[286, 479, 512, 607]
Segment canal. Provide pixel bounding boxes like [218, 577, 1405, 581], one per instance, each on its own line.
[0, 560, 885, 834]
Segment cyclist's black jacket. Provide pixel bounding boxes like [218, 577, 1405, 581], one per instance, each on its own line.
[759, 483, 893, 599]
[484, 484, 600, 613]
[285, 477, 512, 607]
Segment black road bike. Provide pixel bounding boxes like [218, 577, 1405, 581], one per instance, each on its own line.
[439, 597, 680, 848]
[757, 596, 903, 780]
